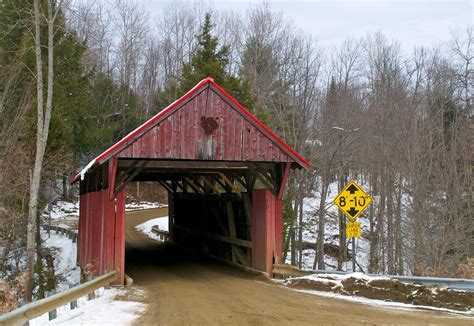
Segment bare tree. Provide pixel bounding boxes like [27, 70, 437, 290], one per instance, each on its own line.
[26, 0, 61, 301]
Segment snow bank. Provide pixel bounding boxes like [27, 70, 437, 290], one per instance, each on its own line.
[295, 289, 474, 316]
[125, 202, 167, 211]
[135, 216, 169, 241]
[283, 272, 474, 313]
[43, 201, 79, 221]
[41, 229, 80, 291]
[29, 288, 146, 325]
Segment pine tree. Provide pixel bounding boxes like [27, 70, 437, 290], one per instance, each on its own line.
[179, 13, 253, 109]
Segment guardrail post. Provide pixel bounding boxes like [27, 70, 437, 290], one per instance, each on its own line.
[45, 291, 57, 321]
[69, 284, 78, 309]
[87, 276, 96, 300]
[18, 301, 29, 326]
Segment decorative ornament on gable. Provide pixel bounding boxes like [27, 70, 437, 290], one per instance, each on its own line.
[200, 116, 219, 134]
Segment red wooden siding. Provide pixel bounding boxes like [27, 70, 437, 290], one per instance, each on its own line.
[118, 88, 293, 163]
[251, 189, 276, 275]
[78, 188, 124, 283]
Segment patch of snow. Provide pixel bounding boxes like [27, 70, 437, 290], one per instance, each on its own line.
[42, 200, 79, 221]
[294, 272, 390, 283]
[41, 229, 80, 291]
[293, 288, 474, 317]
[135, 216, 169, 241]
[125, 202, 167, 211]
[29, 288, 147, 325]
[79, 159, 96, 181]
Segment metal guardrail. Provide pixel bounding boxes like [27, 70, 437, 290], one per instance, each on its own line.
[0, 271, 117, 326]
[273, 264, 474, 292]
[151, 226, 170, 241]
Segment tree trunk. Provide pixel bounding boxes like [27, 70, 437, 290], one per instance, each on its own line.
[314, 176, 329, 270]
[298, 195, 303, 269]
[337, 174, 346, 270]
[25, 0, 55, 302]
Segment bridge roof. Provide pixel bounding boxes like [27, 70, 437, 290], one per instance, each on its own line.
[73, 77, 311, 183]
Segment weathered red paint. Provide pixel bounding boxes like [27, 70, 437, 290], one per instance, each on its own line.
[114, 189, 126, 285]
[274, 199, 283, 265]
[251, 189, 276, 275]
[78, 189, 115, 277]
[71, 78, 311, 183]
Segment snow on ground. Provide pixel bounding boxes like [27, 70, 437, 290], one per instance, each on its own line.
[294, 288, 474, 317]
[30, 201, 150, 326]
[135, 216, 169, 241]
[279, 273, 474, 316]
[291, 180, 373, 272]
[30, 288, 147, 326]
[43, 200, 167, 222]
[43, 201, 79, 220]
[41, 229, 80, 291]
[125, 201, 167, 211]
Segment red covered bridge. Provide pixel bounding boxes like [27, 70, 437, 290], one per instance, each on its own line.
[73, 77, 311, 284]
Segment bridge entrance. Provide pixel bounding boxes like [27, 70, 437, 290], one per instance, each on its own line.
[73, 78, 310, 284]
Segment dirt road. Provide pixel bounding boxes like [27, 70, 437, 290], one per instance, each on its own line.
[125, 209, 472, 325]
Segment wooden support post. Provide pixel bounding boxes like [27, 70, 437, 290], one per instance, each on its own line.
[113, 189, 126, 285]
[251, 189, 275, 275]
[277, 163, 291, 200]
[108, 157, 118, 200]
[226, 202, 238, 263]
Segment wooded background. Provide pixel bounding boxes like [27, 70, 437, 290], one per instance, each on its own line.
[0, 0, 472, 305]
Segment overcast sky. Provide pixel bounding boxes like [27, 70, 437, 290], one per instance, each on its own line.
[144, 0, 473, 52]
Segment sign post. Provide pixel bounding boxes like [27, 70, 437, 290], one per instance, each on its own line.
[333, 181, 373, 272]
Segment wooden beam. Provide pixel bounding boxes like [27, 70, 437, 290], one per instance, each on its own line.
[173, 224, 252, 248]
[227, 202, 238, 263]
[233, 176, 249, 192]
[201, 176, 220, 194]
[171, 180, 186, 193]
[212, 175, 229, 192]
[118, 159, 267, 171]
[115, 160, 140, 186]
[190, 177, 206, 192]
[219, 173, 242, 198]
[277, 163, 291, 200]
[256, 170, 276, 192]
[182, 177, 203, 194]
[108, 157, 118, 199]
[157, 180, 174, 193]
[114, 161, 148, 197]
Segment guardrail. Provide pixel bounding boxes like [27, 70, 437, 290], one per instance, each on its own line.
[43, 224, 77, 243]
[0, 271, 116, 326]
[151, 226, 170, 241]
[272, 264, 474, 292]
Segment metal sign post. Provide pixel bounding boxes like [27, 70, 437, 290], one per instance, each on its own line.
[334, 181, 373, 272]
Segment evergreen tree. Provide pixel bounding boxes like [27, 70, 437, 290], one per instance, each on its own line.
[179, 13, 253, 109]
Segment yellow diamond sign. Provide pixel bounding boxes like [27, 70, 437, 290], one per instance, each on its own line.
[333, 180, 373, 221]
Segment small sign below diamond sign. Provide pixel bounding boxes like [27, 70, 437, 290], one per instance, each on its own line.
[333, 180, 373, 221]
[346, 222, 361, 238]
